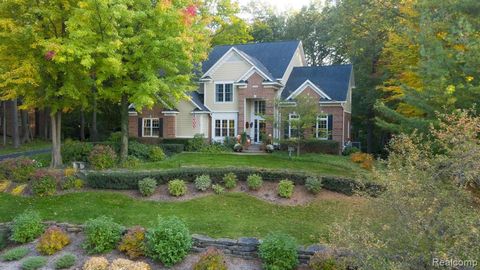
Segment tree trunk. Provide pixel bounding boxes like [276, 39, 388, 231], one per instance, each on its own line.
[20, 110, 31, 144]
[50, 111, 63, 168]
[366, 120, 374, 153]
[91, 93, 98, 142]
[120, 94, 129, 162]
[43, 108, 50, 140]
[2, 101, 6, 146]
[11, 99, 20, 148]
[80, 109, 85, 141]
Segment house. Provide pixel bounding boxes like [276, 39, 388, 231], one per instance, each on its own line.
[128, 40, 354, 148]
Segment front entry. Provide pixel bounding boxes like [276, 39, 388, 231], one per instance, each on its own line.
[250, 100, 266, 144]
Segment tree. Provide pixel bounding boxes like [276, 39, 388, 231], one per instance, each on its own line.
[245, 2, 286, 42]
[280, 95, 319, 156]
[207, 0, 252, 45]
[67, 0, 211, 161]
[0, 0, 91, 167]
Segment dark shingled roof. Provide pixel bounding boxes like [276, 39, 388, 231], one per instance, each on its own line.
[202, 41, 301, 79]
[281, 65, 353, 101]
[188, 91, 209, 112]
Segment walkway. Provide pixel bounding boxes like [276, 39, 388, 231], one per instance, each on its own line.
[0, 148, 51, 161]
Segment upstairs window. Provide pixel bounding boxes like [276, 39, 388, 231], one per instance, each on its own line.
[215, 83, 233, 102]
[254, 100, 266, 115]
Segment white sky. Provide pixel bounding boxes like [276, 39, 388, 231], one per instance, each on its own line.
[237, 0, 312, 13]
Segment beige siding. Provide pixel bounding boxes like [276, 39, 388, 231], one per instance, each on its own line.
[176, 100, 202, 138]
[278, 45, 306, 98]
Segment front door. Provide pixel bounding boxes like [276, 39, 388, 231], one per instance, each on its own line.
[251, 100, 266, 144]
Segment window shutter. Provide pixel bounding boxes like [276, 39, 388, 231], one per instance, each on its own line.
[328, 114, 333, 140]
[138, 118, 142, 137]
[159, 118, 164, 138]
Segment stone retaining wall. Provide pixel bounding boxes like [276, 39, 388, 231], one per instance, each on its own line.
[0, 222, 331, 265]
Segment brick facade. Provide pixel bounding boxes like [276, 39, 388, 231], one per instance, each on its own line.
[128, 105, 178, 141]
[237, 73, 278, 136]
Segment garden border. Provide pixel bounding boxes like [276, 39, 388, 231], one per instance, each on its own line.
[83, 167, 384, 196]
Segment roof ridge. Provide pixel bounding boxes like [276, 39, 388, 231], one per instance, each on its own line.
[293, 64, 352, 69]
[214, 40, 301, 48]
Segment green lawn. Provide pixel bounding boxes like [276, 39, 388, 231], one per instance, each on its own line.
[129, 152, 366, 179]
[0, 192, 368, 244]
[0, 139, 51, 155]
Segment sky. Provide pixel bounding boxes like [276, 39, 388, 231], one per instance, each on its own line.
[237, 0, 312, 13]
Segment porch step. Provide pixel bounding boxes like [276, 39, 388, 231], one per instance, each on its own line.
[240, 144, 264, 154]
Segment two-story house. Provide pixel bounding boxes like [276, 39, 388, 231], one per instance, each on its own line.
[128, 40, 354, 147]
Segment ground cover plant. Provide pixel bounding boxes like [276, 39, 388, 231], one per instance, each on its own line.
[54, 253, 77, 269]
[193, 247, 228, 270]
[21, 256, 47, 270]
[0, 246, 30, 261]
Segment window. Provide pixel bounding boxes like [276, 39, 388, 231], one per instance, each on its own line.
[316, 115, 328, 140]
[215, 83, 233, 102]
[143, 118, 160, 137]
[288, 113, 299, 138]
[215, 119, 235, 137]
[254, 100, 266, 115]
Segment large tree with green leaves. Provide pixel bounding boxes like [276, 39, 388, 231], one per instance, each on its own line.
[0, 0, 91, 167]
[67, 0, 211, 161]
[207, 0, 252, 46]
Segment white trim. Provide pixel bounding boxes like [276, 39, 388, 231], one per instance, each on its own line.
[342, 110, 345, 144]
[190, 111, 210, 114]
[142, 118, 161, 138]
[286, 80, 332, 100]
[211, 112, 238, 141]
[162, 111, 179, 114]
[316, 115, 329, 140]
[203, 47, 258, 79]
[288, 113, 299, 138]
[128, 111, 138, 116]
[214, 82, 235, 104]
[238, 66, 272, 82]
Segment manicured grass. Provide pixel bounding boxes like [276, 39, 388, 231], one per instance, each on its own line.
[129, 152, 366, 178]
[0, 139, 51, 155]
[0, 192, 368, 244]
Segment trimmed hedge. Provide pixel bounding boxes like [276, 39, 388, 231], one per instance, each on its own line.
[84, 168, 383, 196]
[159, 144, 185, 154]
[280, 139, 340, 155]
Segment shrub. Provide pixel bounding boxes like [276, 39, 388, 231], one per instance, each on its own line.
[21, 256, 47, 270]
[247, 174, 263, 190]
[160, 143, 184, 154]
[36, 226, 70, 255]
[201, 142, 230, 153]
[88, 145, 117, 170]
[186, 134, 207, 152]
[10, 184, 27, 196]
[64, 167, 77, 177]
[119, 156, 141, 169]
[83, 216, 123, 254]
[109, 258, 151, 270]
[54, 253, 77, 269]
[342, 146, 360, 156]
[0, 180, 11, 192]
[118, 226, 146, 259]
[193, 247, 228, 270]
[360, 154, 374, 170]
[145, 216, 192, 267]
[223, 136, 236, 150]
[62, 140, 94, 163]
[0, 246, 30, 261]
[31, 170, 58, 197]
[305, 176, 323, 194]
[0, 158, 37, 183]
[259, 233, 298, 270]
[308, 251, 344, 270]
[350, 152, 366, 163]
[280, 139, 339, 155]
[168, 179, 187, 197]
[212, 184, 225, 194]
[194, 174, 211, 191]
[82, 256, 109, 270]
[149, 146, 166, 161]
[223, 173, 237, 189]
[10, 210, 44, 243]
[278, 180, 294, 199]
[138, 178, 157, 197]
[128, 141, 151, 160]
[62, 176, 84, 190]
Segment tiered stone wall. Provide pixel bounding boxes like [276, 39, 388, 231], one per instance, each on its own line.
[0, 222, 331, 265]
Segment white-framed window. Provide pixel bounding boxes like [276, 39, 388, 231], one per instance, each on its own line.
[215, 119, 235, 137]
[288, 113, 299, 138]
[316, 114, 329, 140]
[254, 100, 266, 115]
[215, 83, 233, 103]
[143, 118, 160, 137]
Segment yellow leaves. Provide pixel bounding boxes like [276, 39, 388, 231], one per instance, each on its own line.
[436, 31, 447, 40]
[453, 44, 466, 52]
[10, 184, 27, 196]
[466, 76, 474, 82]
[78, 1, 89, 8]
[0, 180, 11, 192]
[446, 85, 455, 95]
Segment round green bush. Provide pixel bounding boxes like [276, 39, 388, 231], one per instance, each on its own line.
[277, 180, 295, 199]
[194, 175, 211, 191]
[83, 216, 123, 254]
[305, 176, 323, 194]
[54, 253, 76, 269]
[88, 145, 117, 170]
[193, 247, 228, 270]
[168, 179, 187, 197]
[21, 256, 47, 270]
[149, 146, 166, 162]
[247, 174, 263, 190]
[138, 178, 157, 197]
[145, 216, 192, 267]
[62, 140, 94, 163]
[119, 156, 141, 169]
[259, 233, 298, 270]
[0, 246, 30, 261]
[223, 173, 237, 189]
[212, 184, 225, 195]
[31, 175, 57, 197]
[10, 210, 44, 243]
